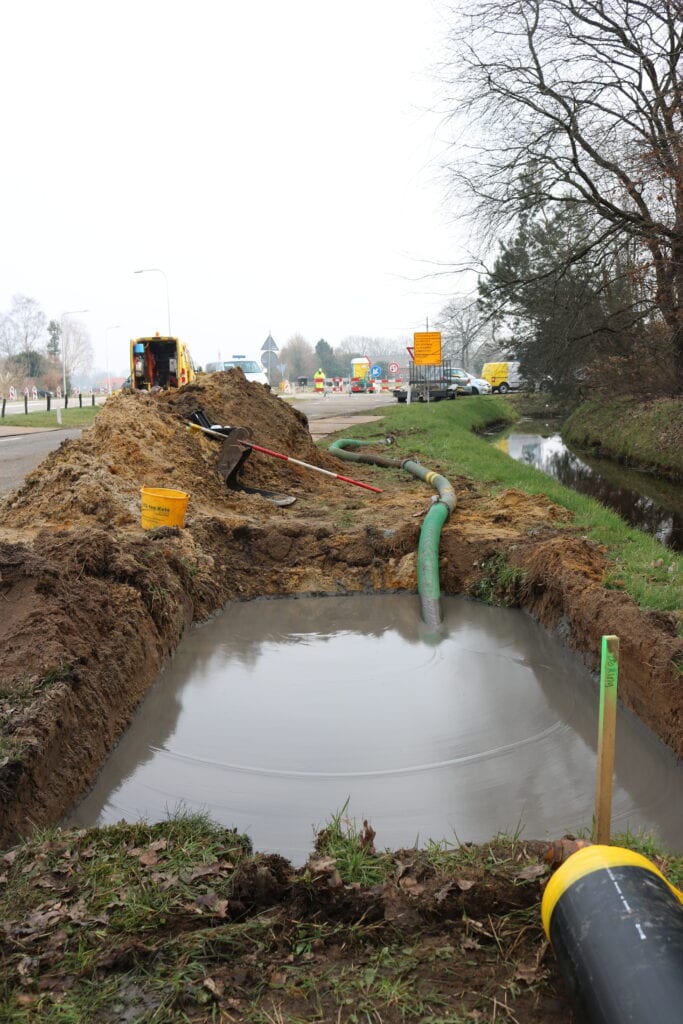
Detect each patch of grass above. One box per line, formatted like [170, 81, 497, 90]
[0, 813, 253, 1022]
[0, 405, 101, 429]
[313, 802, 389, 886]
[612, 828, 683, 890]
[336, 397, 682, 614]
[470, 552, 526, 606]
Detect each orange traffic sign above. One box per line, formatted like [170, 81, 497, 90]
[413, 331, 442, 365]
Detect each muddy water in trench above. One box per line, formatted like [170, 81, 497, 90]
[67, 595, 683, 863]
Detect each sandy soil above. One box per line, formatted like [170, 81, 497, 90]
[0, 372, 681, 844]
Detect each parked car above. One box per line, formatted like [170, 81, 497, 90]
[36, 388, 54, 398]
[468, 376, 492, 395]
[205, 356, 268, 386]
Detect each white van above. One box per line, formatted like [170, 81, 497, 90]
[205, 356, 269, 385]
[481, 361, 523, 394]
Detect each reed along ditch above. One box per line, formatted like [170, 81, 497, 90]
[66, 593, 683, 864]
[491, 424, 683, 551]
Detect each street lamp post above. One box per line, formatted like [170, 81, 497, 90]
[61, 309, 89, 398]
[105, 324, 121, 394]
[134, 268, 171, 337]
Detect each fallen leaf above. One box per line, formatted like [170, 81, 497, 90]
[186, 862, 224, 881]
[66, 899, 89, 923]
[456, 877, 476, 891]
[514, 962, 547, 985]
[203, 976, 224, 999]
[15, 993, 37, 1007]
[193, 893, 229, 916]
[308, 856, 337, 874]
[138, 849, 159, 867]
[395, 859, 414, 882]
[269, 971, 288, 987]
[399, 876, 424, 895]
[359, 819, 376, 852]
[515, 863, 548, 882]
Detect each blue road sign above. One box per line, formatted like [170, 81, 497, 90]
[370, 364, 382, 378]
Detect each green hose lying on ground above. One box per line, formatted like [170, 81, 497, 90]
[328, 438, 456, 630]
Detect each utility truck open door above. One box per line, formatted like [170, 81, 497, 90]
[130, 334, 195, 391]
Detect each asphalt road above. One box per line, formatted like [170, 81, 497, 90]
[0, 429, 82, 495]
[0, 392, 396, 496]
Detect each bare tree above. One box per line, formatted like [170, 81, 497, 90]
[7, 294, 47, 375]
[0, 315, 20, 360]
[278, 334, 316, 380]
[443, 0, 683, 390]
[337, 336, 409, 367]
[435, 296, 494, 368]
[62, 317, 93, 386]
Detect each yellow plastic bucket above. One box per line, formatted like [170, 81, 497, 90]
[140, 487, 189, 529]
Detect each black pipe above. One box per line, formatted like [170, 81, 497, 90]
[542, 845, 683, 1023]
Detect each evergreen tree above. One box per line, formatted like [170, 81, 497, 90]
[46, 320, 61, 359]
[478, 203, 645, 393]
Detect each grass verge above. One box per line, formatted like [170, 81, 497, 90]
[334, 396, 681, 614]
[0, 406, 101, 429]
[2, 808, 680, 1022]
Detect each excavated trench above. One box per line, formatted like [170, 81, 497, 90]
[0, 371, 681, 850]
[65, 593, 683, 862]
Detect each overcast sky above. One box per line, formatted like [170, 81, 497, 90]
[1, 1, 469, 375]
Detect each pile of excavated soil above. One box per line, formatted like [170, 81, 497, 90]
[0, 371, 681, 849]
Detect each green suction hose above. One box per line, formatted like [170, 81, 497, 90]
[328, 439, 456, 628]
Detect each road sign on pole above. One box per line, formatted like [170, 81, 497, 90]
[389, 361, 399, 374]
[413, 331, 442, 365]
[370, 364, 382, 378]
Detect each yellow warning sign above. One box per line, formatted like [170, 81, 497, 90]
[413, 331, 442, 365]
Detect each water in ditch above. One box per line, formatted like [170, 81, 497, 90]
[492, 426, 682, 551]
[67, 594, 683, 863]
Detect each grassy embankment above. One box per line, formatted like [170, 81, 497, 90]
[337, 395, 681, 615]
[563, 395, 683, 479]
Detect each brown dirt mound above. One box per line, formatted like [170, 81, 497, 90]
[0, 373, 348, 532]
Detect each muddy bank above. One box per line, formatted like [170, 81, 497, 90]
[0, 371, 681, 847]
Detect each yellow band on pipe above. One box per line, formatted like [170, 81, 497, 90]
[541, 844, 683, 939]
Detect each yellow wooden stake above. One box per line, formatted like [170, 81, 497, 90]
[594, 635, 619, 844]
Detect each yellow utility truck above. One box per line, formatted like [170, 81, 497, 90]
[130, 335, 195, 391]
